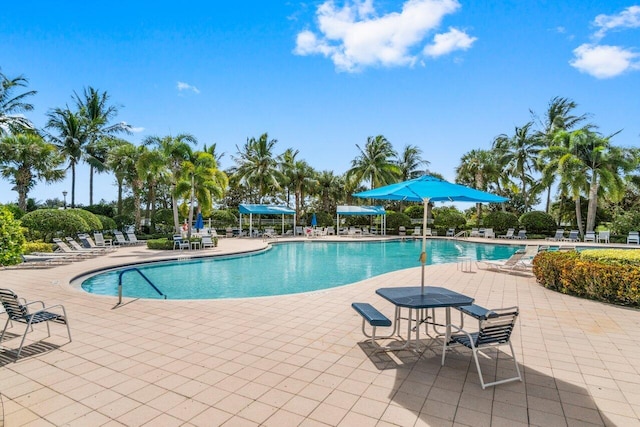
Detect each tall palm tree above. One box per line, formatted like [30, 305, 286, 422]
[492, 122, 541, 211]
[104, 139, 133, 215]
[288, 160, 317, 222]
[545, 129, 636, 233]
[0, 70, 36, 135]
[397, 144, 429, 180]
[0, 132, 65, 210]
[175, 151, 228, 238]
[346, 135, 401, 190]
[456, 149, 499, 221]
[107, 142, 145, 231]
[45, 108, 88, 208]
[74, 87, 131, 205]
[144, 134, 197, 232]
[278, 148, 300, 208]
[532, 97, 588, 212]
[316, 170, 343, 212]
[137, 146, 168, 231]
[232, 133, 283, 203]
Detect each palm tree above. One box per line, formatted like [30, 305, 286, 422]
[144, 134, 197, 232]
[456, 149, 499, 221]
[545, 129, 636, 233]
[232, 133, 283, 203]
[278, 148, 300, 208]
[346, 135, 401, 190]
[492, 123, 541, 211]
[175, 151, 228, 238]
[316, 170, 343, 212]
[397, 144, 429, 180]
[0, 132, 65, 210]
[0, 70, 36, 135]
[288, 160, 317, 222]
[45, 108, 88, 208]
[137, 146, 168, 231]
[74, 87, 131, 205]
[104, 139, 134, 215]
[532, 97, 588, 212]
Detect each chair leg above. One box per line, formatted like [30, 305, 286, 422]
[473, 343, 522, 389]
[15, 318, 35, 360]
[0, 317, 11, 343]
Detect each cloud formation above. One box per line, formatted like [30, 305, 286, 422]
[294, 0, 475, 72]
[177, 81, 200, 94]
[570, 5, 640, 78]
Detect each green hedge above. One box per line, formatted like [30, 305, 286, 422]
[533, 251, 640, 306]
[0, 206, 25, 265]
[24, 242, 55, 254]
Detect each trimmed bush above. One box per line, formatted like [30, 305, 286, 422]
[24, 242, 55, 254]
[68, 208, 103, 231]
[483, 211, 519, 235]
[147, 238, 174, 250]
[385, 211, 412, 233]
[432, 207, 466, 234]
[519, 211, 557, 235]
[533, 250, 640, 306]
[0, 206, 25, 265]
[96, 215, 117, 231]
[20, 209, 89, 242]
[403, 205, 424, 219]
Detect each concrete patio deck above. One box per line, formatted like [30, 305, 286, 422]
[1, 238, 639, 426]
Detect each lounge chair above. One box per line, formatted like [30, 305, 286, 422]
[562, 230, 580, 242]
[113, 231, 133, 246]
[52, 238, 96, 258]
[326, 226, 335, 235]
[295, 226, 304, 236]
[483, 228, 495, 238]
[0, 288, 72, 361]
[93, 232, 112, 247]
[263, 228, 278, 241]
[469, 228, 480, 237]
[498, 228, 515, 239]
[225, 227, 234, 238]
[597, 230, 610, 244]
[201, 235, 215, 249]
[411, 227, 421, 236]
[79, 234, 117, 252]
[126, 232, 146, 245]
[398, 226, 406, 236]
[583, 231, 596, 243]
[64, 237, 105, 255]
[425, 228, 433, 236]
[173, 234, 190, 250]
[442, 306, 521, 389]
[477, 250, 525, 272]
[369, 226, 377, 235]
[446, 228, 455, 237]
[546, 229, 565, 241]
[627, 231, 639, 244]
[7, 255, 72, 269]
[515, 230, 527, 240]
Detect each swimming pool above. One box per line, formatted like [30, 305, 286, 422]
[80, 240, 519, 300]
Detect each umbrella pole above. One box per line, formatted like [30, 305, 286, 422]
[420, 198, 429, 293]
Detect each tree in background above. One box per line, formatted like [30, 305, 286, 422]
[0, 69, 36, 135]
[0, 132, 65, 211]
[347, 135, 400, 190]
[232, 133, 283, 203]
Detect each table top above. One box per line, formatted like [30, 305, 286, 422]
[376, 286, 474, 309]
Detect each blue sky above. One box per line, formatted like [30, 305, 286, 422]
[1, 0, 639, 207]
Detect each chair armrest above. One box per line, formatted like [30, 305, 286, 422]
[35, 304, 68, 317]
[23, 300, 46, 312]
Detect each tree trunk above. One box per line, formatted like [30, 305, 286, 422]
[171, 192, 180, 234]
[187, 175, 195, 239]
[586, 177, 599, 232]
[117, 178, 123, 215]
[71, 163, 76, 208]
[575, 197, 584, 237]
[89, 165, 94, 206]
[545, 186, 552, 214]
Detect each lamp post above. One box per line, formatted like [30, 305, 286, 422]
[62, 191, 67, 209]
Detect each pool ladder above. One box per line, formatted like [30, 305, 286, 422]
[118, 267, 166, 305]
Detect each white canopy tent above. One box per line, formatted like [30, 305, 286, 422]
[238, 204, 296, 237]
[336, 205, 386, 235]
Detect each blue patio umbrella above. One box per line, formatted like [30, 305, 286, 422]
[195, 212, 204, 232]
[353, 175, 508, 290]
[311, 213, 317, 227]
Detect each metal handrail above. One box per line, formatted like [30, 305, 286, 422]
[454, 230, 468, 239]
[118, 268, 166, 304]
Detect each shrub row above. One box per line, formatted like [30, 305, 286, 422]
[532, 251, 640, 307]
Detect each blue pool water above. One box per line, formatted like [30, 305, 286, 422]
[80, 240, 519, 300]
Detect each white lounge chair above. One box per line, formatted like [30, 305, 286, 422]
[411, 227, 421, 236]
[562, 230, 580, 242]
[546, 229, 565, 241]
[597, 230, 610, 244]
[498, 228, 515, 239]
[201, 235, 215, 249]
[583, 231, 596, 242]
[627, 231, 639, 244]
[483, 228, 495, 238]
[515, 230, 527, 240]
[93, 232, 112, 247]
[425, 228, 433, 236]
[446, 228, 455, 237]
[469, 228, 480, 237]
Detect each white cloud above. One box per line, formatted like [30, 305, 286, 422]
[424, 27, 476, 57]
[570, 43, 640, 78]
[130, 126, 145, 133]
[593, 5, 640, 39]
[294, 0, 474, 72]
[177, 81, 200, 94]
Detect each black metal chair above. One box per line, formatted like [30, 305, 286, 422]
[0, 289, 71, 361]
[442, 306, 521, 389]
